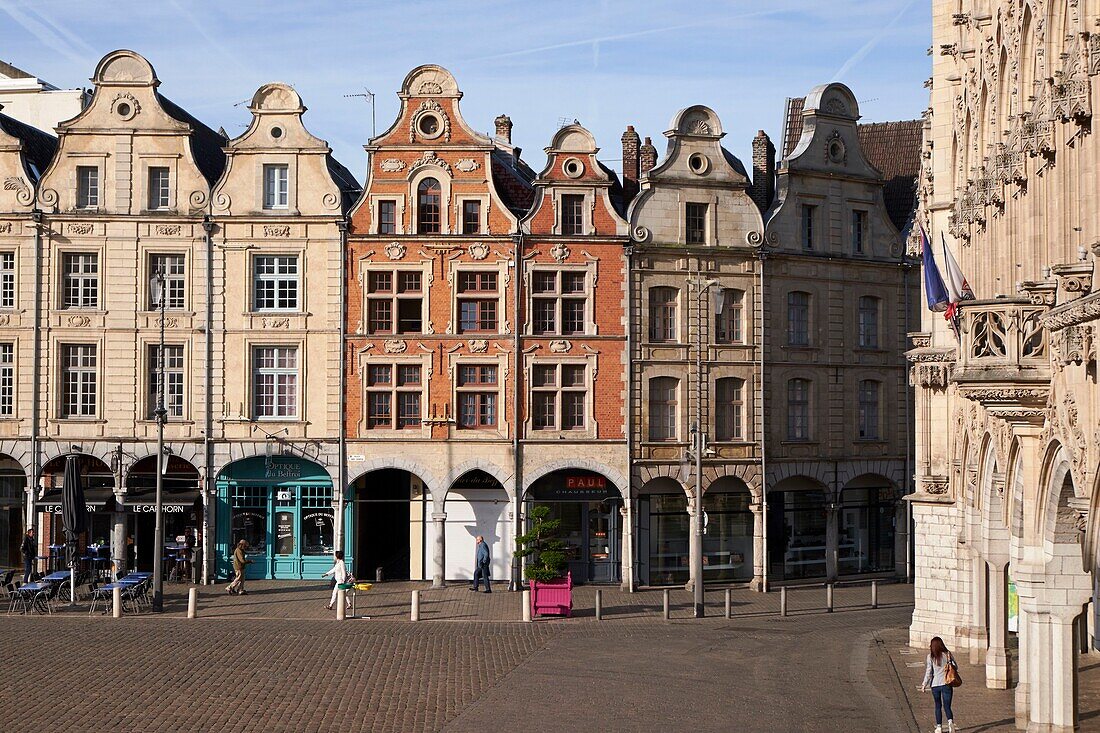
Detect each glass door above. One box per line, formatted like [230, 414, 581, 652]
[587, 500, 620, 584]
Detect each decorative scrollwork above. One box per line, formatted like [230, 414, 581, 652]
[188, 190, 208, 208]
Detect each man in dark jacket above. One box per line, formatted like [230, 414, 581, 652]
[21, 527, 36, 583]
[470, 536, 491, 593]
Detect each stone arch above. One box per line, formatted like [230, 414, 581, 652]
[703, 464, 761, 500]
[979, 438, 1011, 560]
[93, 49, 157, 87]
[125, 442, 205, 475]
[767, 463, 833, 494]
[550, 124, 597, 153]
[0, 441, 33, 479]
[634, 462, 688, 490]
[1038, 443, 1086, 567]
[347, 456, 441, 494]
[804, 82, 860, 120]
[834, 460, 906, 491]
[40, 441, 116, 475]
[442, 458, 515, 498]
[213, 442, 336, 482]
[668, 104, 723, 138]
[250, 82, 303, 113]
[522, 458, 628, 501]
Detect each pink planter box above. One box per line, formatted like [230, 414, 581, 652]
[530, 572, 572, 618]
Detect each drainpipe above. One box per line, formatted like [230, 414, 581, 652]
[202, 214, 214, 584]
[337, 218, 348, 562]
[510, 231, 523, 591]
[757, 248, 768, 592]
[624, 243, 635, 592]
[27, 210, 43, 532]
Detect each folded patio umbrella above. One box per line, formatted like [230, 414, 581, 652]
[62, 455, 89, 571]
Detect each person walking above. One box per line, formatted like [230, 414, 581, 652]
[20, 527, 36, 583]
[919, 636, 959, 733]
[470, 535, 491, 593]
[322, 550, 353, 610]
[226, 540, 251, 595]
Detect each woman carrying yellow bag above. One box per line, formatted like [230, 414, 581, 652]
[919, 636, 961, 733]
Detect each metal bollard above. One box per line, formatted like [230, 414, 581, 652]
[336, 589, 346, 620]
[871, 580, 878, 609]
[663, 589, 670, 620]
[187, 587, 198, 619]
[112, 586, 122, 618]
[595, 589, 603, 621]
[725, 588, 732, 619]
[826, 583, 834, 613]
[780, 586, 788, 617]
[411, 589, 420, 621]
[522, 589, 531, 622]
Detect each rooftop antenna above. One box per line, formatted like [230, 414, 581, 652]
[556, 116, 571, 130]
[345, 88, 377, 138]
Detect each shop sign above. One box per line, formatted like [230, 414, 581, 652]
[276, 490, 292, 501]
[127, 504, 187, 514]
[565, 475, 606, 490]
[41, 504, 105, 514]
[265, 457, 302, 480]
[531, 472, 616, 501]
[275, 511, 295, 555]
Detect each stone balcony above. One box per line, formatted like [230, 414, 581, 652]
[952, 298, 1050, 408]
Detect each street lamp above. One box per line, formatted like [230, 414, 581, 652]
[150, 269, 168, 612]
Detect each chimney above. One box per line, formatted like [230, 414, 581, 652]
[640, 136, 658, 175]
[494, 114, 513, 144]
[621, 125, 640, 203]
[749, 130, 776, 212]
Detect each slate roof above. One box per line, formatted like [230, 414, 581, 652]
[780, 96, 922, 232]
[156, 93, 227, 186]
[0, 110, 57, 183]
[325, 154, 362, 212]
[490, 148, 535, 216]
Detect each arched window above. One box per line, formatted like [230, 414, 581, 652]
[417, 177, 441, 234]
[787, 291, 810, 346]
[715, 289, 744, 344]
[857, 296, 880, 349]
[648, 377, 678, 441]
[858, 379, 881, 440]
[715, 377, 744, 441]
[787, 378, 810, 440]
[649, 287, 678, 342]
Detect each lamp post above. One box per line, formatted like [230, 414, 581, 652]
[685, 277, 724, 619]
[151, 269, 167, 612]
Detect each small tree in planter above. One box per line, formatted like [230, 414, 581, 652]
[516, 504, 572, 617]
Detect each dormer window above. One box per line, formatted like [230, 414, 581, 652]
[148, 167, 170, 210]
[263, 164, 289, 210]
[76, 166, 99, 209]
[417, 178, 441, 234]
[561, 194, 584, 236]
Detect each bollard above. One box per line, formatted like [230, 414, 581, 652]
[595, 589, 603, 621]
[826, 583, 834, 613]
[112, 586, 122, 618]
[522, 589, 531, 622]
[663, 589, 670, 620]
[336, 589, 346, 620]
[187, 587, 198, 619]
[780, 586, 788, 617]
[411, 589, 420, 621]
[871, 580, 879, 609]
[375, 566, 384, 583]
[725, 588, 732, 619]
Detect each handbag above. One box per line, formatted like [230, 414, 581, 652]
[944, 653, 962, 688]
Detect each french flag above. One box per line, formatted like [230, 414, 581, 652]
[940, 233, 975, 326]
[921, 223, 950, 313]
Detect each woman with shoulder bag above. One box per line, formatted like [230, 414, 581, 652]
[919, 636, 961, 733]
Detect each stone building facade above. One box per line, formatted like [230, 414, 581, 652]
[914, 2, 1100, 730]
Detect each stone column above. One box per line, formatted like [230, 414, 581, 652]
[1028, 611, 1052, 732]
[986, 559, 1010, 689]
[1049, 610, 1080, 733]
[619, 502, 634, 592]
[750, 500, 765, 591]
[1015, 607, 1030, 730]
[825, 503, 839, 582]
[111, 509, 126, 575]
[431, 511, 446, 588]
[970, 553, 989, 665]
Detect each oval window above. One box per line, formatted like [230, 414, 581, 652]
[271, 126, 284, 140]
[563, 157, 584, 178]
[116, 103, 131, 118]
[688, 153, 709, 175]
[418, 114, 440, 137]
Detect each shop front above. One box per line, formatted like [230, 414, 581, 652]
[216, 455, 335, 580]
[37, 455, 118, 568]
[441, 470, 512, 582]
[0, 456, 25, 568]
[767, 480, 828, 581]
[838, 480, 898, 576]
[524, 469, 620, 585]
[125, 455, 203, 573]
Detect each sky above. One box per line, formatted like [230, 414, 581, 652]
[0, 0, 931, 181]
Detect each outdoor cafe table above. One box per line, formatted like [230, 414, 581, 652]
[9, 582, 51, 614]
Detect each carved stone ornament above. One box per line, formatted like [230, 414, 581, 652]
[957, 386, 1048, 403]
[1040, 292, 1100, 331]
[1050, 324, 1091, 371]
[467, 339, 488, 353]
[410, 100, 451, 143]
[418, 81, 443, 95]
[692, 120, 711, 135]
[0, 315, 10, 326]
[911, 363, 948, 390]
[384, 241, 407, 260]
[263, 225, 291, 238]
[550, 242, 570, 263]
[379, 158, 406, 172]
[66, 315, 91, 328]
[909, 334, 931, 349]
[155, 224, 181, 236]
[111, 92, 141, 120]
[260, 317, 290, 329]
[548, 339, 571, 353]
[410, 150, 452, 174]
[921, 475, 950, 495]
[0, 222, 12, 234]
[455, 158, 480, 172]
[155, 316, 179, 329]
[383, 339, 407, 354]
[68, 223, 94, 235]
[3, 176, 32, 206]
[468, 242, 490, 261]
[824, 130, 847, 164]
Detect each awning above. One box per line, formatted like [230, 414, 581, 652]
[36, 486, 118, 513]
[122, 487, 201, 514]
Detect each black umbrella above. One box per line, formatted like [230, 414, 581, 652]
[61, 455, 89, 571]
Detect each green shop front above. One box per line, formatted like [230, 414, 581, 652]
[216, 455, 338, 580]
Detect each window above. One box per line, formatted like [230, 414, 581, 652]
[378, 200, 397, 235]
[716, 289, 744, 344]
[457, 364, 497, 429]
[715, 377, 744, 441]
[787, 378, 810, 441]
[851, 210, 867, 253]
[457, 271, 498, 333]
[462, 200, 481, 235]
[76, 166, 99, 209]
[263, 164, 289, 209]
[148, 254, 186, 310]
[857, 296, 879, 349]
[685, 202, 707, 245]
[531, 270, 586, 335]
[561, 194, 584, 235]
[366, 270, 422, 334]
[253, 255, 299, 311]
[366, 363, 421, 429]
[62, 253, 98, 309]
[648, 377, 678, 441]
[0, 343, 12, 417]
[61, 344, 97, 417]
[531, 363, 586, 430]
[147, 344, 184, 419]
[787, 291, 810, 346]
[417, 178, 441, 234]
[252, 346, 298, 419]
[801, 204, 816, 250]
[858, 380, 881, 440]
[0, 252, 14, 308]
[148, 167, 170, 210]
[649, 287, 678, 342]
